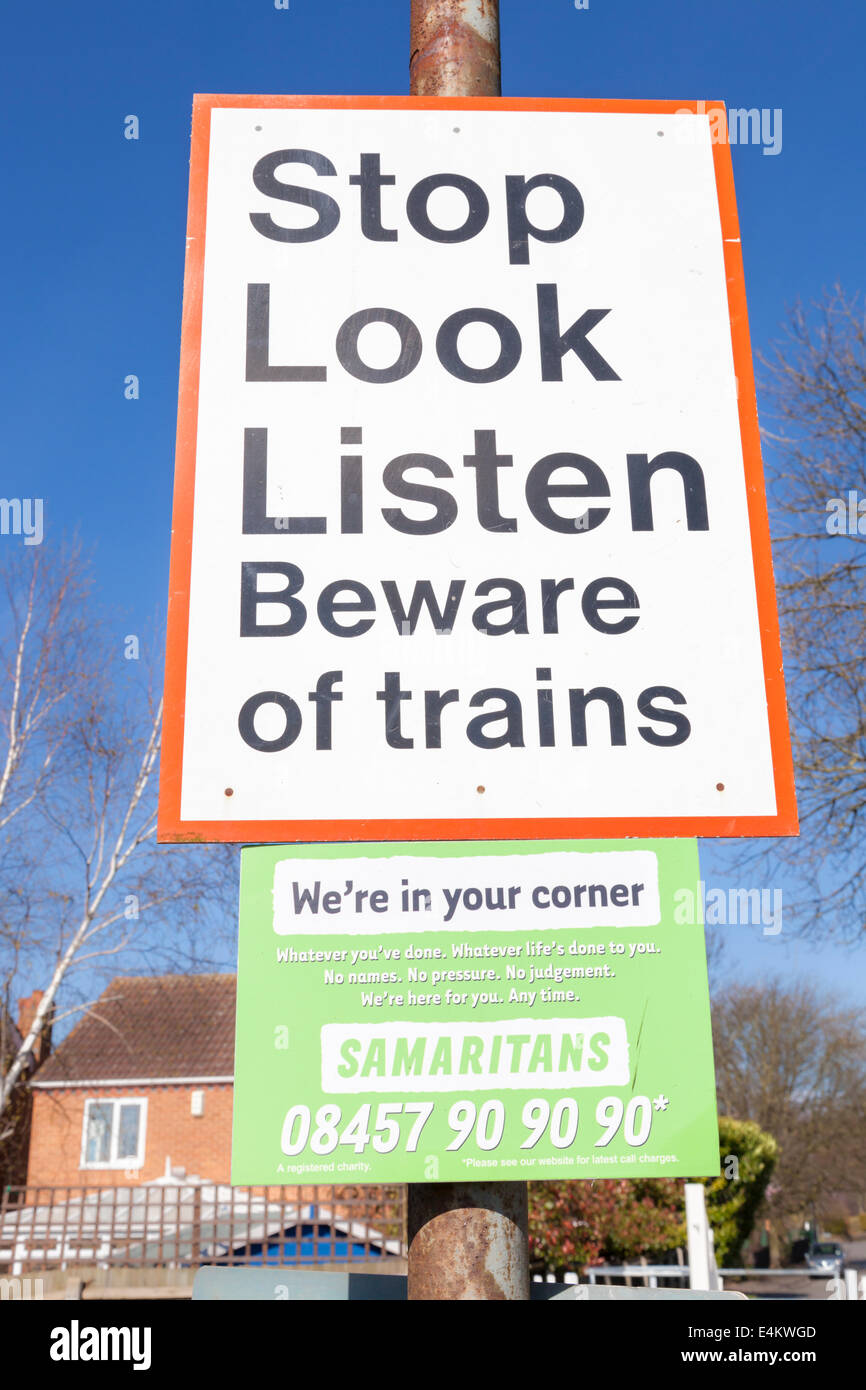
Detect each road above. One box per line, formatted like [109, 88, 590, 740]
[724, 1238, 866, 1301]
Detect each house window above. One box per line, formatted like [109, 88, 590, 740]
[81, 1098, 147, 1170]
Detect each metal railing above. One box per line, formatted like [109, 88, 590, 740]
[0, 1183, 407, 1276]
[587, 1263, 690, 1288]
[585, 1261, 864, 1297]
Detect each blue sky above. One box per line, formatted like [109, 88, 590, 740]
[1, 0, 863, 1001]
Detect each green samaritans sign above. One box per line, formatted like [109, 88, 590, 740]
[232, 839, 719, 1185]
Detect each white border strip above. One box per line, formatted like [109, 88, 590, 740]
[32, 1075, 234, 1089]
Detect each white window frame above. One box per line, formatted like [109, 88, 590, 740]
[80, 1097, 148, 1171]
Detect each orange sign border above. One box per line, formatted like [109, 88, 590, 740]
[159, 94, 798, 844]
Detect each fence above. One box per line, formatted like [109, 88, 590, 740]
[585, 1262, 865, 1299]
[0, 1183, 407, 1276]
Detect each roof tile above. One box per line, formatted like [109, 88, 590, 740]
[35, 974, 236, 1083]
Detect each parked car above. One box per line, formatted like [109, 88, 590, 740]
[804, 1242, 844, 1279]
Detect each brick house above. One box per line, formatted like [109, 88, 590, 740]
[27, 975, 236, 1188]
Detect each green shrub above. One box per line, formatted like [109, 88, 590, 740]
[697, 1116, 778, 1266]
[529, 1115, 778, 1274]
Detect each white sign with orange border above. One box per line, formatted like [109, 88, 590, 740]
[159, 95, 797, 845]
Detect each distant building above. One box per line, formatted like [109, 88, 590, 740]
[27, 975, 235, 1187]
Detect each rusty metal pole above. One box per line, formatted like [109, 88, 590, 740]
[406, 0, 528, 1302]
[410, 0, 501, 98]
[408, 1181, 529, 1301]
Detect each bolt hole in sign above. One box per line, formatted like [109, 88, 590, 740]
[159, 96, 797, 845]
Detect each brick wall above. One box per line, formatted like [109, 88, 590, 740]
[26, 1083, 233, 1187]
